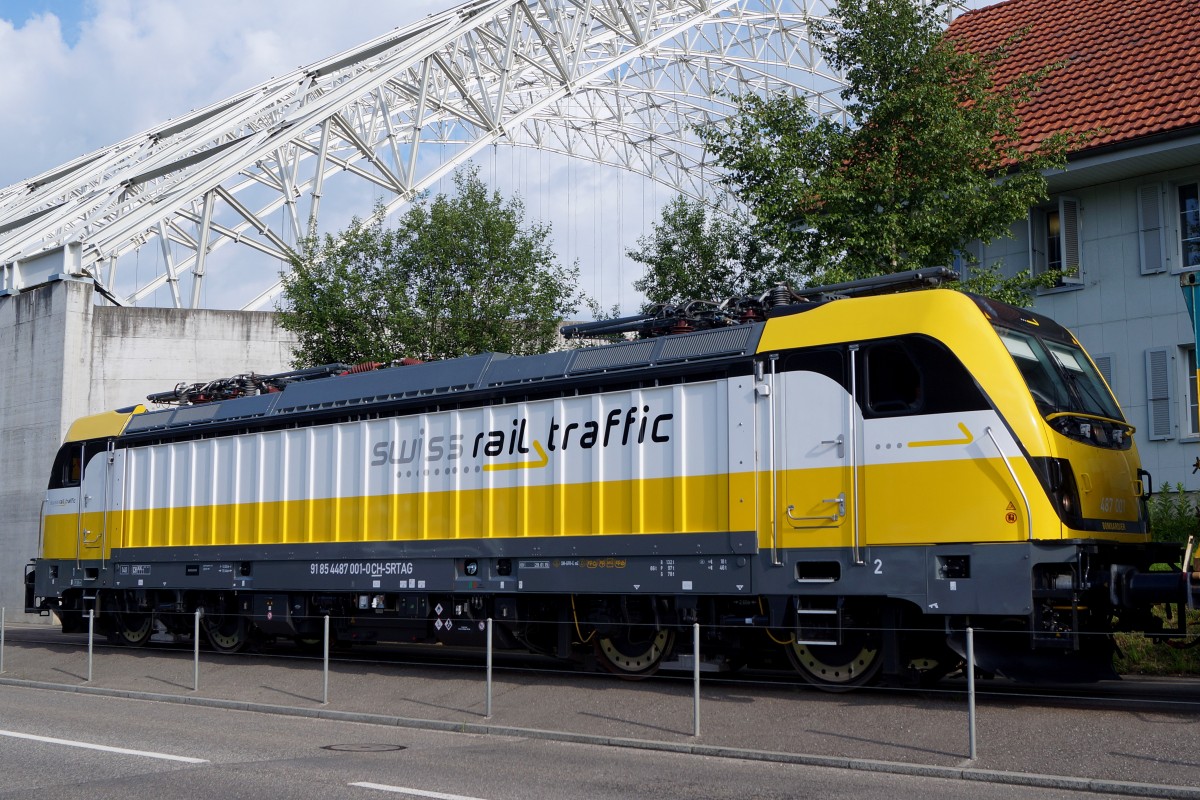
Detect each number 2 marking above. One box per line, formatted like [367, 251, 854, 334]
[873, 558, 883, 575]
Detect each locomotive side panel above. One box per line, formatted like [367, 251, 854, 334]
[117, 380, 754, 551]
[856, 409, 1033, 546]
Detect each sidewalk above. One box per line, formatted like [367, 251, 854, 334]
[2, 622, 1198, 797]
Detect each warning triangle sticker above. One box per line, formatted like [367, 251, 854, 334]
[1005, 502, 1017, 511]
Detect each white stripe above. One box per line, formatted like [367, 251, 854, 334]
[350, 783, 491, 800]
[0, 729, 207, 763]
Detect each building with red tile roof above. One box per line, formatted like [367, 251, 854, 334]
[949, 0, 1200, 158]
[946, 0, 1200, 489]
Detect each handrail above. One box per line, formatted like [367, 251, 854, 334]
[786, 492, 844, 523]
[766, 355, 780, 566]
[849, 345, 862, 564]
[984, 426, 1033, 541]
[37, 498, 47, 558]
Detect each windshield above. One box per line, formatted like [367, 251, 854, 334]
[996, 326, 1124, 421]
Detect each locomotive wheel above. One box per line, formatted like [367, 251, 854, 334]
[202, 612, 248, 653]
[595, 628, 675, 679]
[785, 631, 882, 692]
[111, 612, 154, 647]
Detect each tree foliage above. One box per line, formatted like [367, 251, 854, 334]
[698, 0, 1082, 296]
[279, 166, 579, 366]
[628, 194, 786, 307]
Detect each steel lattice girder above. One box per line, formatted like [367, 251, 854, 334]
[0, 0, 845, 311]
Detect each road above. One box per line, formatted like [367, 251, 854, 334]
[0, 685, 1132, 800]
[3, 622, 1200, 797]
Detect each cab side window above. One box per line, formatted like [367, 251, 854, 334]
[862, 337, 988, 417]
[47, 439, 109, 490]
[865, 342, 921, 413]
[781, 348, 846, 390]
[48, 444, 82, 489]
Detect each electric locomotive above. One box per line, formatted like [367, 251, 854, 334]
[25, 268, 1200, 688]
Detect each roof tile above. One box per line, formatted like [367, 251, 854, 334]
[948, 0, 1200, 154]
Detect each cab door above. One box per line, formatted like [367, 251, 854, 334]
[776, 349, 856, 550]
[77, 439, 112, 561]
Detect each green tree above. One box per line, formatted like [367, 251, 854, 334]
[700, 0, 1081, 295]
[279, 166, 580, 365]
[628, 194, 787, 307]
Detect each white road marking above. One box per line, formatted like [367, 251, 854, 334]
[350, 783, 491, 800]
[0, 729, 208, 763]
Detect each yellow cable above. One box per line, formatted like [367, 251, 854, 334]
[570, 595, 597, 644]
[759, 597, 795, 645]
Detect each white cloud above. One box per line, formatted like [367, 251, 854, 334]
[0, 0, 457, 187]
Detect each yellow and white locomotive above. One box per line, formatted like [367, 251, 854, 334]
[26, 269, 1199, 687]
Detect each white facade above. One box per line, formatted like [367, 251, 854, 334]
[974, 135, 1200, 492]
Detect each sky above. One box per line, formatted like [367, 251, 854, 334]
[0, 0, 1002, 313]
[0, 0, 460, 188]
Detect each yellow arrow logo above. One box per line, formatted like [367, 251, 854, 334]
[483, 439, 549, 471]
[909, 422, 974, 448]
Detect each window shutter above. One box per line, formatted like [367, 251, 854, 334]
[1093, 353, 1114, 390]
[1059, 196, 1083, 284]
[1145, 347, 1174, 440]
[1138, 184, 1165, 274]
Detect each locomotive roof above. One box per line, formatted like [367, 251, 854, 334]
[122, 322, 764, 438]
[117, 272, 1067, 444]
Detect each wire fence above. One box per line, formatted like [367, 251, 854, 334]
[5, 607, 1199, 763]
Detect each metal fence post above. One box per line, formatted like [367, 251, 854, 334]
[967, 626, 977, 760]
[193, 609, 202, 691]
[87, 609, 94, 683]
[485, 618, 493, 718]
[322, 614, 330, 705]
[1, 607, 6, 674]
[692, 622, 701, 738]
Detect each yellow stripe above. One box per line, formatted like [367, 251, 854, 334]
[44, 451, 1146, 559]
[46, 415, 1148, 563]
[44, 473, 748, 556]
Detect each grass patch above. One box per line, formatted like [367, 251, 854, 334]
[1114, 607, 1200, 676]
[1113, 484, 1200, 675]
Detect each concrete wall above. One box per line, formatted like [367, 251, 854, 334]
[0, 280, 296, 620]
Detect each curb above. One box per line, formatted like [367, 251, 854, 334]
[2, 676, 1197, 799]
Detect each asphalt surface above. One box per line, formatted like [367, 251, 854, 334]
[1, 687, 1142, 800]
[1, 621, 1199, 798]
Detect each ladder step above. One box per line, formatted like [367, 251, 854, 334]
[796, 603, 842, 647]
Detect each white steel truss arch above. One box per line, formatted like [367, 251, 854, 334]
[0, 0, 845, 311]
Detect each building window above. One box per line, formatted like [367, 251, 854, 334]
[1030, 196, 1083, 286]
[1046, 208, 1063, 272]
[1147, 345, 1200, 440]
[1186, 346, 1200, 439]
[1180, 182, 1200, 270]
